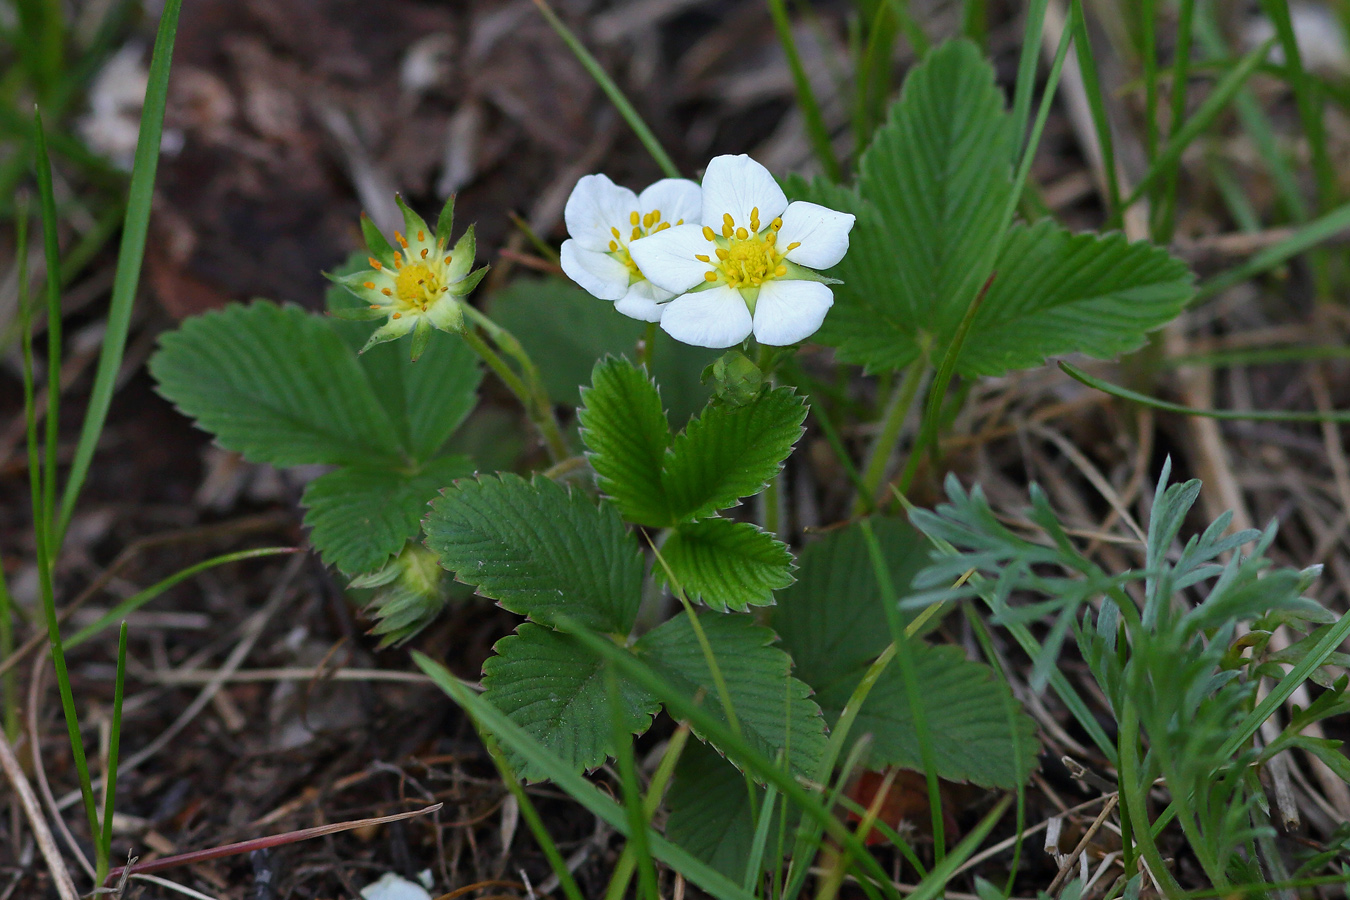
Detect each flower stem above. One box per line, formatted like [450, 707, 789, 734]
[460, 322, 568, 462]
[852, 360, 927, 517]
[638, 322, 656, 370]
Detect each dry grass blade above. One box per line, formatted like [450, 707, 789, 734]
[104, 803, 444, 885]
[0, 727, 80, 900]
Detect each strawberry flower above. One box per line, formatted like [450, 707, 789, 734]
[329, 196, 486, 359]
[628, 154, 855, 348]
[560, 174, 702, 322]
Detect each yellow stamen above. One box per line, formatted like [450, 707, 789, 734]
[704, 271, 717, 282]
[363, 281, 375, 289]
[382, 288, 392, 296]
[417, 229, 425, 241]
[369, 304, 380, 309]
[631, 226, 642, 241]
[772, 217, 783, 230]
[444, 255, 452, 264]
[715, 248, 729, 260]
[369, 257, 383, 270]
[421, 248, 429, 259]
[786, 242, 801, 252]
[775, 265, 787, 276]
[630, 211, 640, 226]
[394, 251, 403, 269]
[609, 240, 619, 252]
[702, 226, 716, 241]
[656, 222, 671, 232]
[735, 227, 748, 240]
[392, 312, 402, 319]
[695, 254, 710, 262]
[396, 231, 409, 249]
[750, 207, 760, 232]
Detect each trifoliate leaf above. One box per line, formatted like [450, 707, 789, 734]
[658, 518, 794, 612]
[664, 740, 791, 882]
[814, 641, 1040, 789]
[490, 276, 716, 426]
[635, 612, 827, 779]
[578, 357, 672, 527]
[482, 624, 659, 780]
[150, 301, 405, 467]
[424, 474, 644, 634]
[772, 517, 934, 689]
[793, 39, 1193, 376]
[301, 455, 474, 576]
[662, 386, 806, 523]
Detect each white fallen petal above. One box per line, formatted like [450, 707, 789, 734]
[615, 280, 673, 322]
[752, 279, 834, 346]
[560, 240, 631, 301]
[660, 284, 753, 348]
[628, 224, 716, 294]
[778, 201, 856, 270]
[360, 873, 433, 900]
[700, 154, 788, 231]
[637, 178, 703, 227]
[564, 174, 640, 251]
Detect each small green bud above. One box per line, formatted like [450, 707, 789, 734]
[350, 543, 454, 647]
[704, 349, 765, 406]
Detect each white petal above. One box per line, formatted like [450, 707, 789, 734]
[627, 224, 716, 294]
[564, 174, 640, 251]
[660, 285, 753, 349]
[700, 154, 788, 231]
[637, 178, 702, 227]
[615, 281, 672, 322]
[752, 279, 834, 346]
[777, 201, 856, 270]
[560, 240, 631, 301]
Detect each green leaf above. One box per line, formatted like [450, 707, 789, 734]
[814, 640, 1040, 789]
[635, 612, 828, 779]
[489, 276, 716, 425]
[662, 386, 806, 522]
[482, 624, 659, 780]
[659, 518, 794, 612]
[328, 255, 483, 462]
[665, 740, 790, 883]
[301, 455, 474, 576]
[150, 301, 405, 467]
[801, 39, 1013, 372]
[424, 474, 644, 633]
[794, 39, 1193, 376]
[772, 517, 934, 688]
[578, 357, 671, 527]
[953, 221, 1195, 377]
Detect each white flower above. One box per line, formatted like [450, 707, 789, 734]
[560, 174, 703, 322]
[628, 154, 855, 348]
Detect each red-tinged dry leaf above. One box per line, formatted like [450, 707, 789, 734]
[844, 768, 961, 846]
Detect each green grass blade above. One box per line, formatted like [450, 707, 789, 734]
[528, 0, 680, 179]
[898, 796, 1013, 900]
[961, 0, 987, 47]
[413, 652, 762, 900]
[1069, 2, 1121, 216]
[1140, 0, 1159, 172]
[65, 547, 297, 649]
[768, 0, 841, 181]
[531, 622, 905, 900]
[1009, 0, 1051, 161]
[97, 621, 128, 883]
[608, 665, 659, 900]
[1061, 361, 1350, 423]
[57, 0, 183, 545]
[1154, 0, 1195, 242]
[33, 111, 61, 549]
[1164, 344, 1350, 369]
[1194, 199, 1350, 304]
[1258, 0, 1336, 212]
[1121, 36, 1274, 212]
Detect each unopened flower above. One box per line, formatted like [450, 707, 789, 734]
[628, 154, 855, 348]
[560, 174, 702, 322]
[329, 196, 486, 359]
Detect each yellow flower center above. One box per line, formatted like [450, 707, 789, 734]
[395, 262, 443, 310]
[696, 207, 800, 290]
[608, 208, 681, 281]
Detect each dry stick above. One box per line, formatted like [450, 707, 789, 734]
[104, 803, 444, 885]
[0, 727, 79, 900]
[138, 666, 435, 686]
[54, 553, 305, 812]
[1046, 794, 1120, 896]
[26, 655, 95, 883]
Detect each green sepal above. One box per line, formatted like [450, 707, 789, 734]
[446, 225, 478, 286]
[451, 265, 489, 298]
[781, 260, 842, 284]
[360, 212, 397, 268]
[395, 194, 433, 246]
[436, 194, 456, 248]
[410, 317, 434, 360]
[361, 315, 415, 354]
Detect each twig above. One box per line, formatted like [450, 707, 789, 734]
[135, 666, 435, 686]
[26, 655, 95, 882]
[1046, 794, 1119, 895]
[0, 727, 79, 900]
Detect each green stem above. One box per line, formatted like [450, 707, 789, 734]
[852, 359, 926, 516]
[766, 0, 841, 181]
[34, 112, 61, 551]
[460, 320, 568, 462]
[1117, 704, 1185, 898]
[638, 322, 656, 371]
[95, 621, 127, 884]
